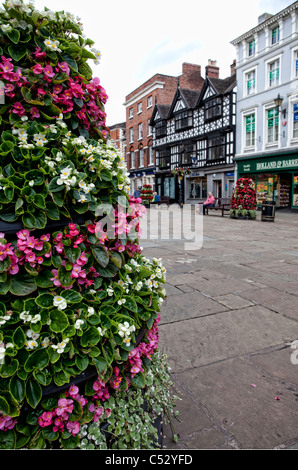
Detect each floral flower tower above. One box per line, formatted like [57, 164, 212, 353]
[0, 0, 177, 450]
[229, 177, 257, 219]
[140, 184, 153, 206]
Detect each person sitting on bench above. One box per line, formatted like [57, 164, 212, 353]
[152, 192, 161, 204]
[202, 192, 215, 215]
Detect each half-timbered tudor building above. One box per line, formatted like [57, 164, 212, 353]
[151, 62, 237, 204]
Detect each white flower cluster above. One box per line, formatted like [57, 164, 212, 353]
[52, 337, 69, 354]
[57, 166, 77, 192]
[44, 37, 61, 52]
[118, 322, 136, 347]
[20, 310, 41, 324]
[53, 295, 68, 310]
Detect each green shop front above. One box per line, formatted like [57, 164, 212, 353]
[236, 152, 298, 210]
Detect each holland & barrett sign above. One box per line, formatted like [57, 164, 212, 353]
[238, 155, 298, 174]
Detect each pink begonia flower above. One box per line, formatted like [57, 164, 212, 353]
[9, 264, 19, 275]
[34, 46, 46, 59]
[69, 385, 79, 397]
[58, 61, 70, 75]
[25, 251, 36, 263]
[40, 234, 50, 242]
[4, 83, 14, 97]
[56, 398, 73, 416]
[71, 264, 82, 278]
[12, 102, 26, 116]
[51, 269, 62, 287]
[66, 421, 80, 436]
[32, 63, 43, 74]
[37, 87, 47, 96]
[38, 411, 54, 427]
[30, 107, 40, 118]
[55, 242, 64, 253]
[43, 64, 55, 78]
[76, 251, 87, 266]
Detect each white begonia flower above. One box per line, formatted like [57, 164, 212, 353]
[97, 326, 107, 337]
[75, 319, 84, 329]
[107, 287, 114, 296]
[28, 180, 35, 187]
[0, 315, 10, 326]
[53, 295, 67, 311]
[41, 337, 50, 348]
[26, 329, 40, 341]
[25, 340, 38, 350]
[44, 37, 61, 52]
[51, 338, 69, 353]
[20, 311, 32, 322]
[87, 307, 95, 316]
[0, 344, 6, 362]
[1, 24, 12, 32]
[117, 299, 126, 305]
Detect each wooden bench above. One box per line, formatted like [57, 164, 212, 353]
[205, 198, 231, 216]
[150, 196, 170, 208]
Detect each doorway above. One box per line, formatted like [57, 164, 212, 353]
[214, 180, 222, 198]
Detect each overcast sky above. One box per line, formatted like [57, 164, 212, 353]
[33, 0, 293, 126]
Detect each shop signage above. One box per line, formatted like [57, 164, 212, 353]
[238, 155, 298, 174]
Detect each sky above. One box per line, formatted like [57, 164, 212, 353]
[32, 0, 293, 126]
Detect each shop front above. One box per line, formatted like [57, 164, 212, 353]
[236, 153, 298, 209]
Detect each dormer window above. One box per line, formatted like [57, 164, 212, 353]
[175, 110, 193, 131]
[205, 97, 222, 121]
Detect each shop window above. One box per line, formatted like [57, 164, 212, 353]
[256, 174, 274, 204]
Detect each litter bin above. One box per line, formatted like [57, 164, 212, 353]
[261, 200, 275, 222]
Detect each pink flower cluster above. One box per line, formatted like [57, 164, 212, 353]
[0, 414, 17, 431]
[128, 315, 160, 377]
[52, 223, 101, 288]
[0, 230, 51, 275]
[0, 55, 28, 100]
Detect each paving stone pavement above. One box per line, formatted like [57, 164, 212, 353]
[140, 206, 298, 450]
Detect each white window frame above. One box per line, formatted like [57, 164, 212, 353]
[147, 95, 153, 108]
[263, 102, 280, 149]
[266, 54, 281, 89]
[138, 123, 143, 140]
[288, 93, 298, 144]
[242, 108, 257, 152]
[147, 119, 152, 136]
[130, 151, 135, 169]
[139, 147, 144, 167]
[247, 38, 256, 57]
[271, 24, 280, 45]
[291, 47, 298, 80]
[149, 145, 154, 165]
[129, 108, 133, 119]
[137, 102, 142, 114]
[244, 67, 256, 97]
[129, 127, 134, 143]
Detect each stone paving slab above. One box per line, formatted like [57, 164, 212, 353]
[141, 208, 298, 449]
[173, 356, 298, 449]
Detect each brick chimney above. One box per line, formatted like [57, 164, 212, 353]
[230, 59, 236, 76]
[180, 62, 204, 90]
[205, 59, 219, 79]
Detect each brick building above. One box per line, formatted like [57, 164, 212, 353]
[124, 63, 204, 194]
[109, 122, 126, 158]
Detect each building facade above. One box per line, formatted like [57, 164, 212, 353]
[109, 122, 126, 158]
[151, 61, 237, 204]
[124, 63, 204, 195]
[231, 1, 298, 209]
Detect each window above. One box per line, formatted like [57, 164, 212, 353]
[147, 119, 152, 136]
[205, 97, 222, 120]
[248, 39, 255, 57]
[156, 149, 170, 170]
[129, 108, 133, 118]
[207, 136, 225, 162]
[271, 25, 280, 45]
[293, 49, 298, 78]
[137, 102, 142, 114]
[129, 127, 133, 143]
[155, 120, 167, 138]
[267, 58, 280, 87]
[130, 151, 135, 169]
[266, 108, 279, 144]
[139, 147, 144, 167]
[175, 110, 193, 131]
[196, 140, 207, 166]
[245, 69, 256, 95]
[149, 145, 154, 165]
[245, 114, 255, 148]
[138, 123, 143, 140]
[293, 103, 298, 138]
[147, 96, 152, 108]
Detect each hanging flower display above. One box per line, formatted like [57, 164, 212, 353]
[0, 0, 179, 450]
[171, 167, 191, 177]
[230, 177, 257, 219]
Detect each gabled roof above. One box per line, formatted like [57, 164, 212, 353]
[150, 103, 171, 125]
[168, 86, 201, 117]
[197, 74, 236, 106]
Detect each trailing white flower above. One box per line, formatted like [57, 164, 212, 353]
[51, 337, 69, 354]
